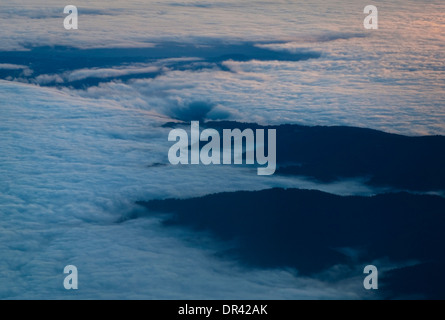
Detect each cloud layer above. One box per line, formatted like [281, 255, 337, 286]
[0, 0, 444, 299]
[1, 80, 380, 299]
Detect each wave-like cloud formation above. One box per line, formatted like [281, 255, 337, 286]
[0, 0, 444, 299]
[1, 80, 380, 299]
[2, 40, 442, 135]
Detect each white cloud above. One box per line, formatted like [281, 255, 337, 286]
[34, 65, 162, 85]
[0, 1, 443, 135]
[66, 65, 160, 82]
[35, 74, 64, 84]
[65, 51, 444, 136]
[1, 0, 444, 299]
[0, 0, 435, 51]
[0, 63, 28, 70]
[0, 80, 377, 299]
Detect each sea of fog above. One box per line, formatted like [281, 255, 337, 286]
[0, 0, 443, 299]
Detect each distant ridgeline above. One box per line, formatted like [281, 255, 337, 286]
[137, 188, 445, 299]
[163, 121, 445, 192]
[139, 121, 445, 299]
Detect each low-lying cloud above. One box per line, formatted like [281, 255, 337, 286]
[1, 0, 444, 300]
[1, 80, 381, 299]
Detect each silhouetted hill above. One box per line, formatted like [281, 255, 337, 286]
[137, 188, 445, 299]
[381, 262, 445, 300]
[165, 121, 445, 192]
